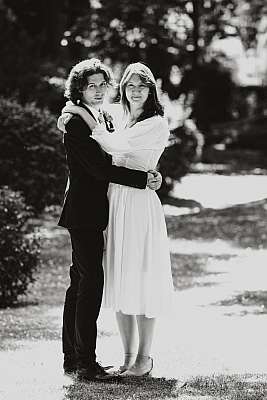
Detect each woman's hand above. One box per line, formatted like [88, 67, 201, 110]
[57, 113, 72, 133]
[61, 102, 82, 116]
[60, 101, 97, 131]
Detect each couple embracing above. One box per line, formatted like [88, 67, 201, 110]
[57, 58, 174, 382]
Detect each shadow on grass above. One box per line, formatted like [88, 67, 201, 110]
[166, 198, 267, 250]
[213, 290, 267, 316]
[180, 374, 267, 400]
[63, 377, 180, 400]
[0, 229, 68, 345]
[162, 195, 203, 210]
[171, 253, 231, 290]
[24, 230, 71, 307]
[0, 226, 69, 345]
[62, 374, 267, 400]
[0, 302, 61, 344]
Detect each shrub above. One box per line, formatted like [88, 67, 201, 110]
[158, 120, 203, 198]
[176, 59, 235, 145]
[0, 187, 40, 307]
[0, 97, 67, 214]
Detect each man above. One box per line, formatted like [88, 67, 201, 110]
[58, 58, 161, 382]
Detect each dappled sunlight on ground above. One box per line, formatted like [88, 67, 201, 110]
[0, 340, 71, 400]
[170, 237, 267, 306]
[163, 205, 200, 216]
[170, 237, 254, 256]
[1, 173, 267, 398]
[164, 230, 267, 379]
[2, 244, 266, 400]
[172, 174, 267, 209]
[98, 290, 267, 379]
[3, 234, 264, 397]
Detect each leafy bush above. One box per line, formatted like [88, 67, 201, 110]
[176, 59, 235, 145]
[0, 187, 40, 307]
[158, 120, 203, 198]
[0, 97, 67, 214]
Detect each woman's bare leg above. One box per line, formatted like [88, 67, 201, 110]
[120, 315, 155, 375]
[116, 311, 138, 369]
[135, 315, 155, 368]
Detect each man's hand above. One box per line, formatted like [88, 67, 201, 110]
[147, 170, 162, 191]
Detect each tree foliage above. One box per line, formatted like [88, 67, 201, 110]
[62, 1, 267, 79]
[65, 0, 192, 81]
[3, 0, 68, 58]
[0, 2, 40, 100]
[199, 0, 267, 50]
[1, 0, 266, 102]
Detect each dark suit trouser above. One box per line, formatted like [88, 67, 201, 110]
[62, 228, 104, 367]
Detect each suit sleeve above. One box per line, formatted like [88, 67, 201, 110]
[64, 116, 147, 189]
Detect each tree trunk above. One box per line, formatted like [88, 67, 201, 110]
[191, 0, 201, 73]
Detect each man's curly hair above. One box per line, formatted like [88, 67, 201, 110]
[64, 58, 114, 104]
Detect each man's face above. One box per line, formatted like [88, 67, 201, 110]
[81, 73, 108, 108]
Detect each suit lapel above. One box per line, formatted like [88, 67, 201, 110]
[78, 103, 109, 159]
[79, 103, 114, 133]
[80, 103, 98, 122]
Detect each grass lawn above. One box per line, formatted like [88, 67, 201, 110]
[1, 189, 267, 399]
[62, 374, 267, 400]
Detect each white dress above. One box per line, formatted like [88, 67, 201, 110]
[92, 115, 174, 318]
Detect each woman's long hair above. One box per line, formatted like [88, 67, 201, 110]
[120, 62, 164, 122]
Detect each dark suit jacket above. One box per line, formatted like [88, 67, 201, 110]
[58, 106, 147, 230]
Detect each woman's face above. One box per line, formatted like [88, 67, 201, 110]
[125, 74, 150, 109]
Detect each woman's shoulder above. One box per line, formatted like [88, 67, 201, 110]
[104, 103, 124, 119]
[149, 116, 170, 144]
[139, 115, 169, 132]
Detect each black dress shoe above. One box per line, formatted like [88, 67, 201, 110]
[76, 362, 121, 382]
[63, 355, 77, 375]
[98, 361, 114, 371]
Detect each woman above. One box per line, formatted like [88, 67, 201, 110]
[60, 62, 174, 377]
